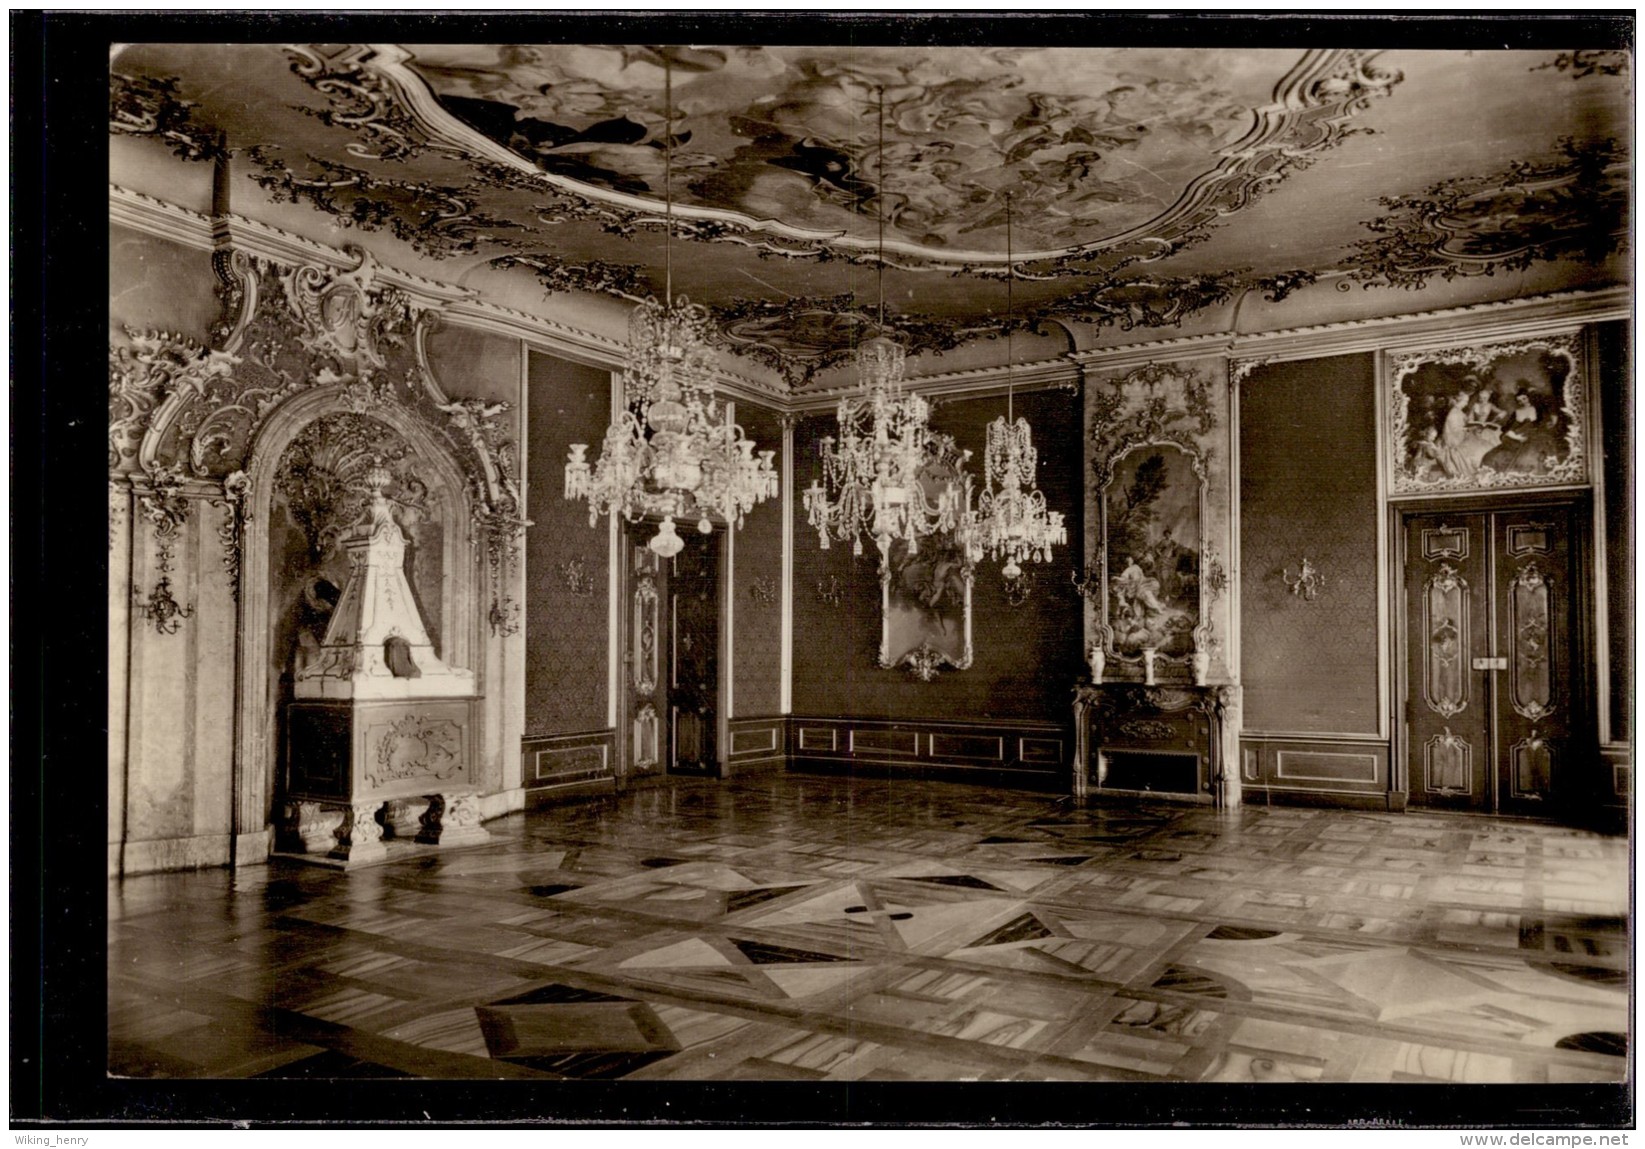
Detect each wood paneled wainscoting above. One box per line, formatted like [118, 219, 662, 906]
[787, 716, 1070, 790]
[725, 716, 787, 775]
[1240, 736, 1397, 810]
[521, 728, 618, 803]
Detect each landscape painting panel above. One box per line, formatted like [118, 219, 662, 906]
[1103, 443, 1201, 658]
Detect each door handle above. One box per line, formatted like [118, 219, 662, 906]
[1471, 656, 1508, 671]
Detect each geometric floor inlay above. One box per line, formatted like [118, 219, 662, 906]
[109, 770, 1632, 1082]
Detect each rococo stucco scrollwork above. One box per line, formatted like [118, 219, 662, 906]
[108, 242, 530, 636]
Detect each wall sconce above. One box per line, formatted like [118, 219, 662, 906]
[135, 576, 194, 635]
[816, 576, 843, 607]
[1070, 560, 1103, 601]
[557, 557, 596, 597]
[1282, 557, 1326, 601]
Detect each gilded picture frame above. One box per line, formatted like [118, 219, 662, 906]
[1388, 332, 1587, 495]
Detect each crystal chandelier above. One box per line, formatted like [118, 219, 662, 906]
[967, 194, 1066, 579]
[803, 333, 969, 557]
[802, 87, 967, 559]
[564, 55, 777, 559]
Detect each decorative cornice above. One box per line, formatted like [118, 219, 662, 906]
[111, 184, 1628, 414]
[109, 184, 214, 248]
[219, 214, 475, 308]
[1222, 285, 1631, 365]
[788, 355, 1083, 412]
[110, 183, 789, 403]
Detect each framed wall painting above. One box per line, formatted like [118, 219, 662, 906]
[1096, 440, 1207, 676]
[1388, 333, 1587, 495]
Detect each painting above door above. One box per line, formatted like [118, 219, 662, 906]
[1389, 332, 1588, 495]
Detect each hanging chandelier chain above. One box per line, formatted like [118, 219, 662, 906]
[1006, 190, 1013, 423]
[877, 84, 885, 329]
[664, 54, 673, 304]
[803, 80, 971, 562]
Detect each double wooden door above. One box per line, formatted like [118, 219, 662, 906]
[624, 526, 720, 779]
[1401, 504, 1579, 815]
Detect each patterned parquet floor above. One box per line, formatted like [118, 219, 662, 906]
[109, 771, 1631, 1083]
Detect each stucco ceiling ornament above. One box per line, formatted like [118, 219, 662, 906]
[280, 245, 407, 382]
[108, 72, 226, 163]
[1339, 137, 1628, 292]
[285, 43, 444, 163]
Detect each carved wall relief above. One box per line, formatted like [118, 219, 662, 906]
[633, 553, 659, 699]
[1508, 561, 1554, 721]
[1510, 732, 1553, 800]
[1425, 727, 1472, 795]
[109, 241, 531, 856]
[112, 244, 530, 648]
[364, 715, 466, 787]
[633, 703, 660, 773]
[1422, 562, 1469, 720]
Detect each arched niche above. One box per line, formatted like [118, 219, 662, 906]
[235, 386, 482, 842]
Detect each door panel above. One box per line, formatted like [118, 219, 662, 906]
[1402, 505, 1576, 814]
[669, 529, 719, 775]
[1492, 507, 1572, 814]
[1406, 514, 1490, 810]
[626, 541, 664, 778]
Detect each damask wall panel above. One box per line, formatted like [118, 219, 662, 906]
[524, 350, 611, 735]
[731, 400, 784, 719]
[791, 389, 1083, 722]
[108, 225, 221, 347]
[1238, 354, 1380, 735]
[1597, 321, 1631, 746]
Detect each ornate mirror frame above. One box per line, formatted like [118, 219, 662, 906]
[1093, 437, 1210, 680]
[878, 435, 976, 681]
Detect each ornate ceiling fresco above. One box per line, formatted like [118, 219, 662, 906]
[110, 40, 1630, 391]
